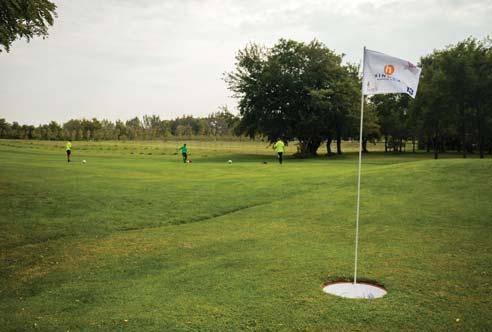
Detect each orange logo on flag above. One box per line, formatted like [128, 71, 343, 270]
[384, 64, 395, 75]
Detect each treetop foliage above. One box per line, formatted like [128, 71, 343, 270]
[0, 0, 57, 52]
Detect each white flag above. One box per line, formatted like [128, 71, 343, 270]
[362, 48, 422, 98]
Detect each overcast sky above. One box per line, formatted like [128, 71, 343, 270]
[1, 0, 491, 125]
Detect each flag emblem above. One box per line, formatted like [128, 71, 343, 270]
[384, 64, 395, 75]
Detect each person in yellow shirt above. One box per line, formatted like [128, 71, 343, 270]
[66, 140, 72, 163]
[273, 138, 285, 164]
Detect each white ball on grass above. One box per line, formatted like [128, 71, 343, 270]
[228, 160, 232, 164]
[82, 160, 87, 164]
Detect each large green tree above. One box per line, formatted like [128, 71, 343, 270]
[414, 37, 492, 159]
[226, 39, 359, 156]
[0, 0, 57, 52]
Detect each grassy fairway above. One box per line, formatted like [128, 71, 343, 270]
[1, 140, 491, 331]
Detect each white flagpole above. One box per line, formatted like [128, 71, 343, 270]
[354, 46, 366, 285]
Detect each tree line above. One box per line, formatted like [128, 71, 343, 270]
[227, 37, 492, 158]
[0, 109, 240, 141]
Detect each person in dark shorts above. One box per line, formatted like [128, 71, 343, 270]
[179, 143, 188, 163]
[274, 138, 285, 164]
[66, 140, 72, 162]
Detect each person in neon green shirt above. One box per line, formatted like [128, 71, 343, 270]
[273, 138, 285, 164]
[179, 143, 188, 163]
[65, 140, 72, 163]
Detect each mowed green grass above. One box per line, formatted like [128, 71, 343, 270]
[0, 139, 491, 331]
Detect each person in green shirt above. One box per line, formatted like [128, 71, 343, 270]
[273, 138, 285, 164]
[66, 140, 72, 163]
[179, 143, 188, 163]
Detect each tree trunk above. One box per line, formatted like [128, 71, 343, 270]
[336, 135, 342, 155]
[461, 105, 467, 159]
[298, 139, 321, 156]
[308, 139, 321, 155]
[432, 133, 439, 160]
[412, 138, 416, 153]
[326, 135, 333, 155]
[362, 137, 368, 153]
[478, 108, 485, 159]
[384, 136, 388, 153]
